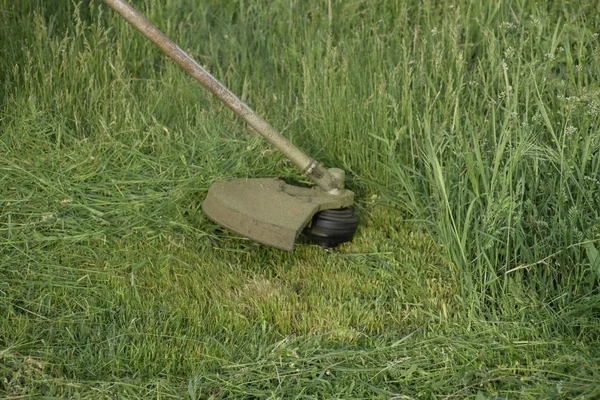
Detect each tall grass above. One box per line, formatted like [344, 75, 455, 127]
[1, 0, 599, 398]
[288, 0, 600, 306]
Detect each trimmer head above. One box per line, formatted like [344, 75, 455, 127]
[202, 178, 356, 251]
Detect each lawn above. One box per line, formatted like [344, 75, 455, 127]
[1, 0, 599, 398]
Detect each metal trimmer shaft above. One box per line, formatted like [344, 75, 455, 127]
[102, 0, 345, 193]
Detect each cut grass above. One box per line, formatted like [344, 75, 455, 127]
[1, 0, 600, 398]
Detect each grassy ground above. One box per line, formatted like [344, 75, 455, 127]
[1, 0, 599, 398]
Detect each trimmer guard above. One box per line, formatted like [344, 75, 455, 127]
[202, 178, 354, 251]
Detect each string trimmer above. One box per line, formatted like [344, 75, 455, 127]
[103, 0, 359, 250]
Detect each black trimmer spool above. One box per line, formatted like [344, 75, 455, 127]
[303, 208, 360, 248]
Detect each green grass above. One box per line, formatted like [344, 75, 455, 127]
[1, 0, 599, 398]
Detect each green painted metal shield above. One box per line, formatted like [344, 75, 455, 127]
[202, 178, 354, 251]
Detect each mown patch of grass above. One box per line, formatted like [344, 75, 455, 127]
[1, 0, 599, 398]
